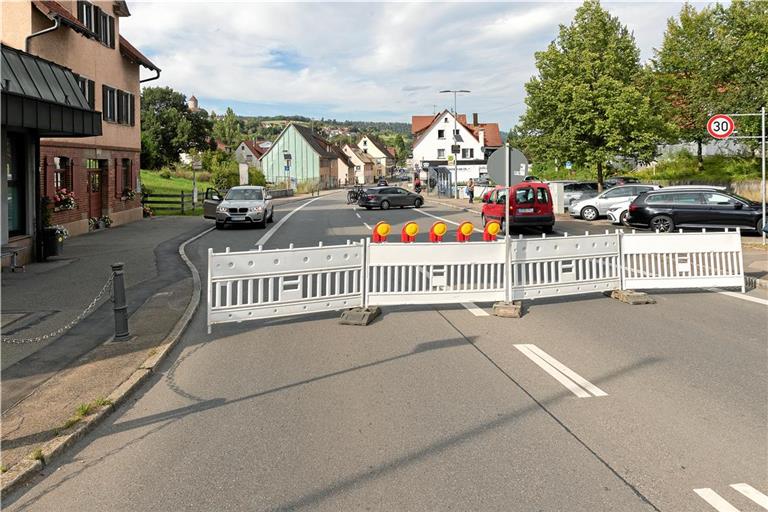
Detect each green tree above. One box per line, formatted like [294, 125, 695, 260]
[519, 0, 663, 188]
[140, 87, 213, 168]
[213, 107, 243, 150]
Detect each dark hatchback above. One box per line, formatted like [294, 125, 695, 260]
[358, 186, 424, 210]
[627, 189, 764, 232]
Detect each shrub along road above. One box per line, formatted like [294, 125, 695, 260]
[4, 193, 766, 512]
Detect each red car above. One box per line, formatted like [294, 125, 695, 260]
[481, 182, 555, 233]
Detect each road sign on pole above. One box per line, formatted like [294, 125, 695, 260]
[487, 147, 529, 186]
[707, 114, 735, 139]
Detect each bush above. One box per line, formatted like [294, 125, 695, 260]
[210, 159, 240, 190]
[159, 168, 172, 179]
[295, 180, 319, 194]
[249, 168, 266, 186]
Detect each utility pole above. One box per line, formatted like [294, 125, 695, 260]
[439, 89, 470, 199]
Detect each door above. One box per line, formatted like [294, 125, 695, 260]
[596, 186, 634, 213]
[668, 192, 706, 226]
[702, 192, 751, 228]
[484, 189, 504, 222]
[88, 170, 103, 218]
[203, 188, 222, 219]
[513, 186, 535, 216]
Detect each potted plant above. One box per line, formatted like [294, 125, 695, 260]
[100, 215, 113, 228]
[39, 197, 68, 258]
[53, 188, 77, 211]
[121, 188, 136, 201]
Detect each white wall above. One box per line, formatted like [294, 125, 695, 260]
[412, 112, 484, 169]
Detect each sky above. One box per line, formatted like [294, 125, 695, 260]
[121, 1, 714, 131]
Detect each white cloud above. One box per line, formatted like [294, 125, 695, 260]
[120, 1, 711, 129]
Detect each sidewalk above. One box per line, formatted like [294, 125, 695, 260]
[0, 216, 205, 475]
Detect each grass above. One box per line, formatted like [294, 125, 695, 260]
[75, 403, 93, 418]
[62, 417, 80, 429]
[140, 170, 210, 216]
[29, 449, 44, 462]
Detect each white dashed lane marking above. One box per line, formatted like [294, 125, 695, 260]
[461, 303, 489, 316]
[514, 344, 608, 398]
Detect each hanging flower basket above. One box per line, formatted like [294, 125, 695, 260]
[53, 189, 77, 211]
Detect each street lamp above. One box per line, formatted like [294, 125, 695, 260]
[439, 89, 470, 199]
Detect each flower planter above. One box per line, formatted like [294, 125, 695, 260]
[40, 228, 64, 259]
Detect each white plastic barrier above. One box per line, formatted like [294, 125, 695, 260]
[621, 229, 745, 291]
[206, 230, 745, 330]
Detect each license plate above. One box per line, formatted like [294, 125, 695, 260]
[518, 208, 534, 213]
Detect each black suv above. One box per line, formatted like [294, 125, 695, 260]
[627, 188, 764, 232]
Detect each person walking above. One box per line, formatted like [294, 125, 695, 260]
[467, 178, 475, 204]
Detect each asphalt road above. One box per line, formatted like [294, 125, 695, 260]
[5, 193, 766, 511]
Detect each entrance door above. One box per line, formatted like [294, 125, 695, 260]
[88, 170, 102, 218]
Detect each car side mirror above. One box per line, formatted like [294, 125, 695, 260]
[212, 194, 221, 202]
[734, 202, 743, 209]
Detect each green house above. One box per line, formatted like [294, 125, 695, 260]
[260, 123, 338, 189]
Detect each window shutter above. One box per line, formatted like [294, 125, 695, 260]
[116, 91, 124, 124]
[108, 16, 115, 48]
[88, 80, 95, 110]
[129, 94, 135, 126]
[77, 1, 84, 23]
[102, 85, 108, 120]
[94, 6, 102, 38]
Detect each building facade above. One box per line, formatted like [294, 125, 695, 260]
[234, 140, 271, 168]
[411, 110, 502, 182]
[1, 0, 159, 238]
[342, 145, 374, 184]
[260, 123, 340, 189]
[357, 135, 393, 177]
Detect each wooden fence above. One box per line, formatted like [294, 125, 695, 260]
[141, 193, 195, 214]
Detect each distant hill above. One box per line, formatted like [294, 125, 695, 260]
[236, 116, 411, 135]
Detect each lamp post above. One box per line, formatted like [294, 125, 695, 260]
[439, 89, 470, 199]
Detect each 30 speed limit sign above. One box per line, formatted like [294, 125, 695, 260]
[707, 114, 735, 139]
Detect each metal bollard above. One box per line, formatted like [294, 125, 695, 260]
[111, 262, 130, 340]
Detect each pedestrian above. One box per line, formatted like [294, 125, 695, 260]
[467, 178, 475, 204]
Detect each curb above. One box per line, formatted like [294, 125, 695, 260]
[0, 226, 211, 499]
[745, 275, 768, 290]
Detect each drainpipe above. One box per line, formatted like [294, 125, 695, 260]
[26, 16, 61, 53]
[140, 69, 161, 83]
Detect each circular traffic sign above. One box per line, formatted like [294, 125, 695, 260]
[707, 114, 735, 139]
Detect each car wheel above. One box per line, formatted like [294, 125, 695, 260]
[215, 222, 224, 230]
[542, 225, 554, 234]
[414, 198, 423, 208]
[620, 210, 629, 226]
[581, 206, 598, 221]
[757, 217, 764, 233]
[381, 200, 390, 210]
[267, 209, 274, 223]
[650, 215, 674, 233]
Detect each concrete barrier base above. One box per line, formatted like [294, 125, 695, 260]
[339, 307, 381, 326]
[606, 289, 656, 305]
[492, 301, 523, 318]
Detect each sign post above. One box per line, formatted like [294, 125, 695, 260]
[707, 111, 765, 244]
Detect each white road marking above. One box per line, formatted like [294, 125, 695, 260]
[707, 288, 768, 306]
[524, 344, 608, 397]
[694, 488, 741, 512]
[364, 223, 372, 230]
[731, 483, 768, 509]
[355, 213, 361, 219]
[254, 196, 323, 247]
[514, 345, 592, 398]
[412, 208, 484, 233]
[461, 303, 489, 316]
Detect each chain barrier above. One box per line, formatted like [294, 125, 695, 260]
[1, 273, 114, 345]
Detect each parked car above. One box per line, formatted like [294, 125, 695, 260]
[607, 185, 729, 226]
[627, 188, 765, 232]
[563, 182, 599, 209]
[358, 186, 423, 210]
[204, 186, 274, 229]
[570, 185, 659, 221]
[481, 182, 555, 233]
[604, 176, 640, 188]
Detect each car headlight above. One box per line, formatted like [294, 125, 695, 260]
[249, 206, 264, 212]
[216, 206, 227, 213]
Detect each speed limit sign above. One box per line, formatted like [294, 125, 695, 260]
[707, 114, 735, 139]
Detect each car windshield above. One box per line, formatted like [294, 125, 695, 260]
[225, 189, 263, 201]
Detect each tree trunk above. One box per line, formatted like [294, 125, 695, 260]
[597, 161, 604, 192]
[697, 139, 703, 172]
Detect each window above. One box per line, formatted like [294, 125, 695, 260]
[102, 85, 135, 125]
[5, 133, 26, 237]
[461, 148, 474, 159]
[645, 193, 675, 205]
[515, 188, 534, 204]
[444, 118, 449, 123]
[453, 129, 460, 136]
[703, 193, 734, 206]
[86, 159, 101, 169]
[77, 1, 114, 47]
[437, 130, 445, 140]
[53, 157, 72, 191]
[603, 187, 633, 198]
[536, 187, 549, 204]
[437, 149, 445, 158]
[76, 76, 95, 109]
[121, 159, 132, 192]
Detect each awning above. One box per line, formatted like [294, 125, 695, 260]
[1, 44, 102, 137]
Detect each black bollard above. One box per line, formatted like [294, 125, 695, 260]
[111, 262, 130, 340]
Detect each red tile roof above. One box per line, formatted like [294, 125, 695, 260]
[119, 36, 160, 71]
[412, 109, 502, 148]
[243, 140, 270, 158]
[411, 115, 436, 134]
